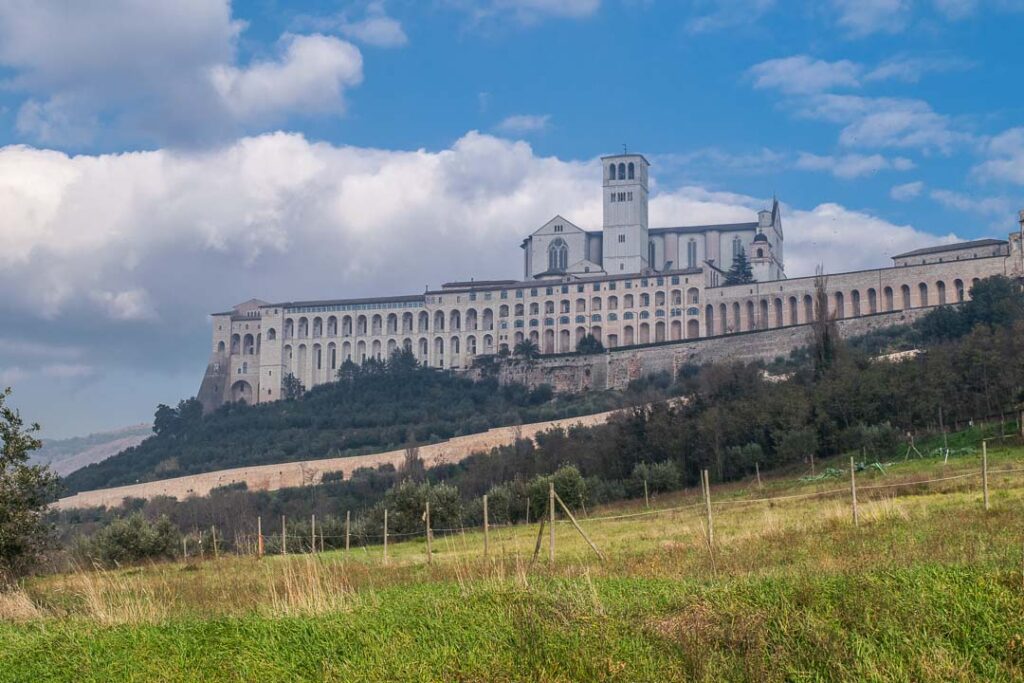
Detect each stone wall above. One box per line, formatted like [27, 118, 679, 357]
[54, 409, 620, 510]
[491, 308, 929, 393]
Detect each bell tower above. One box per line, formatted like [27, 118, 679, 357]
[602, 153, 649, 274]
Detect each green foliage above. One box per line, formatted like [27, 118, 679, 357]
[281, 373, 305, 400]
[576, 334, 604, 355]
[724, 247, 754, 285]
[152, 398, 202, 437]
[628, 460, 681, 495]
[514, 339, 540, 359]
[0, 388, 59, 582]
[79, 513, 180, 567]
[916, 275, 1024, 343]
[527, 465, 587, 515]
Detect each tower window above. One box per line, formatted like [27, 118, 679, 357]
[618, 234, 626, 243]
[610, 193, 616, 203]
[687, 239, 697, 268]
[618, 162, 626, 179]
[627, 191, 633, 201]
[554, 224, 563, 232]
[548, 238, 568, 271]
[732, 236, 742, 260]
[628, 162, 635, 179]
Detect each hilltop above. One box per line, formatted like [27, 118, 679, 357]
[31, 425, 151, 477]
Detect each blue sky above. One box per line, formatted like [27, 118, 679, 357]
[0, 0, 1022, 438]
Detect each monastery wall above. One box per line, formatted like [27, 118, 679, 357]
[54, 409, 618, 510]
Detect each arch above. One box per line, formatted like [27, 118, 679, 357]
[803, 294, 814, 322]
[483, 334, 494, 354]
[543, 329, 555, 354]
[433, 310, 445, 332]
[267, 328, 277, 342]
[230, 333, 241, 354]
[627, 161, 635, 179]
[326, 316, 337, 337]
[671, 320, 683, 340]
[356, 340, 366, 363]
[608, 164, 616, 181]
[687, 319, 700, 339]
[575, 326, 587, 344]
[732, 302, 741, 332]
[639, 322, 650, 344]
[529, 330, 540, 346]
[759, 299, 769, 328]
[449, 336, 461, 365]
[387, 339, 397, 356]
[954, 279, 965, 302]
[403, 312, 414, 333]
[499, 304, 509, 318]
[655, 291, 666, 307]
[560, 299, 571, 314]
[591, 326, 603, 345]
[559, 329, 571, 352]
[418, 311, 429, 333]
[467, 335, 477, 355]
[482, 308, 494, 330]
[402, 337, 413, 351]
[514, 331, 525, 345]
[624, 325, 635, 345]
[357, 315, 368, 335]
[387, 313, 398, 334]
[313, 317, 323, 338]
[284, 344, 294, 371]
[371, 339, 382, 360]
[850, 290, 861, 317]
[342, 316, 353, 336]
[514, 303, 525, 316]
[243, 333, 255, 355]
[575, 298, 587, 313]
[433, 337, 444, 367]
[418, 337, 428, 361]
[718, 303, 727, 335]
[297, 344, 308, 381]
[687, 239, 697, 269]
[883, 286, 894, 312]
[217, 340, 226, 353]
[591, 296, 603, 311]
[867, 288, 878, 314]
[624, 294, 634, 309]
[788, 296, 798, 325]
[640, 293, 650, 307]
[756, 248, 764, 259]
[687, 288, 700, 305]
[231, 380, 253, 404]
[284, 318, 295, 339]
[937, 280, 947, 305]
[617, 162, 626, 180]
[773, 298, 783, 327]
[530, 302, 540, 315]
[465, 308, 478, 331]
[371, 314, 383, 335]
[901, 285, 911, 310]
[918, 282, 929, 307]
[548, 238, 569, 271]
[450, 310, 461, 332]
[298, 317, 309, 338]
[671, 289, 682, 306]
[746, 300, 756, 331]
[655, 321, 666, 342]
[328, 342, 337, 370]
[705, 305, 715, 334]
[834, 292, 845, 319]
[341, 341, 351, 363]
[313, 343, 322, 373]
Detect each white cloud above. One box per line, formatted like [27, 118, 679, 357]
[337, 2, 408, 48]
[0, 367, 29, 387]
[795, 152, 914, 179]
[495, 114, 552, 134]
[890, 180, 925, 200]
[210, 34, 363, 124]
[972, 127, 1024, 185]
[686, 0, 776, 33]
[447, 0, 600, 24]
[864, 55, 974, 83]
[933, 0, 978, 20]
[0, 1, 364, 145]
[748, 56, 862, 95]
[90, 289, 156, 322]
[930, 189, 1013, 216]
[833, 0, 912, 37]
[41, 364, 95, 379]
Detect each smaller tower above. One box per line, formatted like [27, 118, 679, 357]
[601, 154, 650, 274]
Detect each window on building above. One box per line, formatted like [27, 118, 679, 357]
[618, 234, 626, 243]
[548, 238, 568, 272]
[553, 224, 563, 233]
[687, 239, 697, 269]
[627, 162, 635, 179]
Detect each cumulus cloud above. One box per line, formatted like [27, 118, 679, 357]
[0, 0, 364, 146]
[795, 152, 914, 179]
[495, 114, 551, 134]
[890, 180, 925, 200]
[335, 2, 408, 47]
[686, 0, 776, 33]
[446, 0, 600, 24]
[748, 56, 862, 95]
[930, 189, 1013, 216]
[832, 0, 912, 37]
[972, 127, 1024, 185]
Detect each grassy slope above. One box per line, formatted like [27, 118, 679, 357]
[5, 443, 1024, 682]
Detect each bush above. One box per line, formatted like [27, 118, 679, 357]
[629, 460, 682, 495]
[82, 513, 180, 567]
[527, 465, 587, 516]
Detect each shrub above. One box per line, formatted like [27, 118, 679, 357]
[82, 513, 180, 567]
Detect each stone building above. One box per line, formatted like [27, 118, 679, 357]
[197, 154, 1024, 412]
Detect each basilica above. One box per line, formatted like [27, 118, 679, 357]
[198, 152, 1019, 411]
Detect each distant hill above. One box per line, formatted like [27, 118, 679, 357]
[33, 425, 152, 477]
[61, 352, 670, 496]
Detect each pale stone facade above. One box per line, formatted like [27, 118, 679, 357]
[197, 154, 1024, 413]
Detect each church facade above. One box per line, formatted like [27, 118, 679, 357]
[198, 153, 1023, 411]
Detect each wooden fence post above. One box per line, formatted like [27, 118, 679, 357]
[257, 516, 264, 559]
[755, 462, 762, 489]
[983, 441, 990, 511]
[850, 457, 859, 527]
[211, 525, 218, 559]
[345, 510, 351, 552]
[311, 514, 316, 553]
[554, 492, 604, 561]
[483, 494, 489, 558]
[548, 482, 555, 564]
[425, 501, 432, 565]
[383, 509, 389, 566]
[182, 536, 188, 560]
[281, 515, 287, 555]
[644, 479, 650, 509]
[702, 469, 713, 547]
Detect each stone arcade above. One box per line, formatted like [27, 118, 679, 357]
[198, 153, 1024, 412]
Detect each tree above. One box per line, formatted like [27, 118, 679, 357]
[576, 334, 604, 355]
[811, 273, 840, 376]
[514, 339, 540, 360]
[282, 373, 305, 400]
[387, 347, 419, 375]
[725, 248, 754, 285]
[0, 387, 60, 582]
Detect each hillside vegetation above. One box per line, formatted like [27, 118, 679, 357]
[63, 355, 661, 495]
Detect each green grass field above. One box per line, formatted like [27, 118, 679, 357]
[4, 438, 1024, 682]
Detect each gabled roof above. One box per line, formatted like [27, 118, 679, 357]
[892, 238, 1008, 259]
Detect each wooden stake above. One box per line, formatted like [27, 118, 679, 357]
[281, 515, 287, 555]
[182, 536, 188, 560]
[525, 498, 530, 525]
[383, 509, 389, 566]
[211, 525, 218, 559]
[702, 469, 713, 547]
[311, 514, 316, 553]
[425, 501, 432, 565]
[983, 441, 990, 511]
[548, 482, 555, 564]
[755, 462, 762, 489]
[482, 495, 489, 558]
[531, 517, 546, 563]
[643, 478, 650, 509]
[554, 492, 604, 561]
[345, 510, 351, 552]
[257, 516, 264, 559]
[850, 457, 859, 527]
